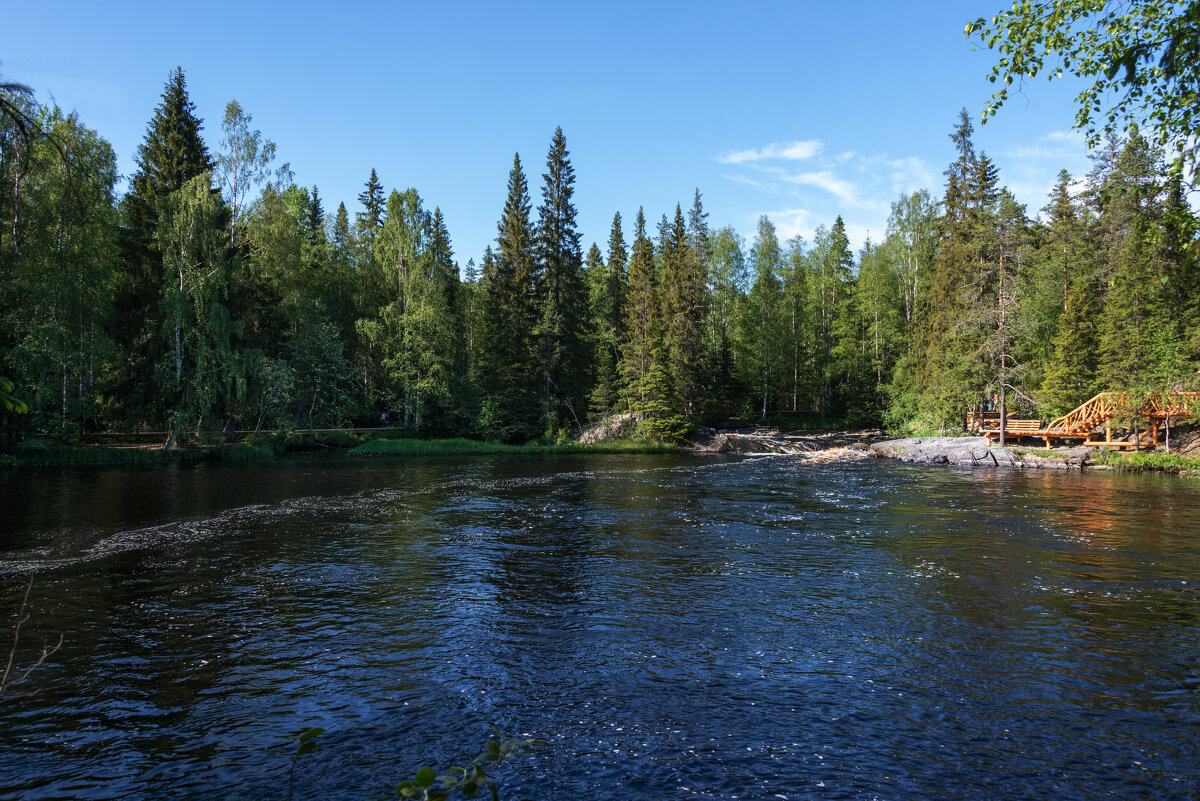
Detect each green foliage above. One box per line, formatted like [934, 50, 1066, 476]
[1, 107, 117, 438]
[475, 155, 541, 442]
[216, 99, 289, 247]
[534, 127, 588, 434]
[157, 172, 241, 448]
[349, 436, 677, 456]
[1095, 450, 1200, 476]
[392, 728, 541, 801]
[740, 216, 787, 419]
[968, 1, 1200, 174]
[3, 70, 1197, 451]
[113, 68, 212, 428]
[659, 203, 706, 415]
[0, 377, 26, 414]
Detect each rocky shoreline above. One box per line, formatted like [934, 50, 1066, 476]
[580, 414, 1197, 471]
[866, 436, 1096, 470]
[690, 429, 1099, 469]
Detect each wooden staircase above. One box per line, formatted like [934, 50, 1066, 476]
[1043, 391, 1200, 447]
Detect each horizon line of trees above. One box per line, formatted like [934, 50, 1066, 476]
[2, 68, 1198, 447]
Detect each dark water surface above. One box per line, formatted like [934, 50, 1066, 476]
[1, 454, 1198, 800]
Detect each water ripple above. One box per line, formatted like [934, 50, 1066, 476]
[1, 455, 1198, 800]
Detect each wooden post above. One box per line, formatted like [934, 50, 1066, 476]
[999, 386, 1006, 447]
[1105, 421, 1111, 444]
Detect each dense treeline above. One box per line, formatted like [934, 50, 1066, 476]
[2, 71, 1198, 447]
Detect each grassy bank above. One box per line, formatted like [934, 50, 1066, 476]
[348, 437, 679, 457]
[1094, 450, 1200, 476]
[1, 439, 278, 468]
[1, 433, 681, 467]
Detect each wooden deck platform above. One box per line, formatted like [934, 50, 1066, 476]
[969, 391, 1200, 448]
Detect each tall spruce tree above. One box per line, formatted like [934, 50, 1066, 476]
[1096, 133, 1188, 393]
[476, 154, 540, 441]
[707, 226, 746, 410]
[587, 213, 628, 418]
[913, 110, 992, 430]
[534, 127, 587, 434]
[115, 67, 212, 426]
[620, 209, 660, 410]
[743, 215, 786, 419]
[660, 203, 705, 415]
[809, 217, 854, 417]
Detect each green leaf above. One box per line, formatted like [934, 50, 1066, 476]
[415, 767, 436, 788]
[298, 727, 325, 744]
[485, 739, 501, 757]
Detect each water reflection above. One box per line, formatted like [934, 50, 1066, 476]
[1, 455, 1198, 800]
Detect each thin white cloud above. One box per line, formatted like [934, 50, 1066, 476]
[723, 173, 777, 192]
[887, 157, 937, 193]
[717, 140, 823, 164]
[761, 208, 814, 241]
[1047, 130, 1086, 144]
[783, 170, 858, 205]
[723, 142, 941, 250]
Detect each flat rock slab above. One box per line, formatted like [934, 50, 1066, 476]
[869, 437, 1094, 470]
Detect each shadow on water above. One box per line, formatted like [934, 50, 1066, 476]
[1, 454, 1199, 800]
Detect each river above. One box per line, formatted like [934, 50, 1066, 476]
[1, 453, 1198, 800]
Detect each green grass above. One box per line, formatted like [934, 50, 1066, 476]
[348, 437, 680, 457]
[3, 440, 279, 468]
[1094, 450, 1200, 476]
[1009, 446, 1068, 460]
[2, 433, 680, 468]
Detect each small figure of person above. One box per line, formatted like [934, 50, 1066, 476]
[381, 410, 390, 428]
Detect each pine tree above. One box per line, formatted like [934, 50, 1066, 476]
[114, 67, 213, 426]
[1028, 170, 1089, 370]
[810, 217, 854, 417]
[1041, 273, 1100, 416]
[307, 185, 326, 272]
[707, 226, 746, 411]
[534, 127, 587, 435]
[743, 215, 786, 419]
[912, 110, 994, 430]
[965, 189, 1034, 438]
[620, 208, 660, 411]
[659, 203, 705, 415]
[356, 168, 385, 236]
[852, 237, 904, 421]
[586, 213, 628, 418]
[475, 154, 540, 441]
[1097, 133, 1188, 393]
[781, 236, 811, 413]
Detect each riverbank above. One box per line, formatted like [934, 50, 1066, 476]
[867, 435, 1200, 476]
[0, 434, 680, 468]
[5, 426, 1198, 475]
[347, 437, 677, 457]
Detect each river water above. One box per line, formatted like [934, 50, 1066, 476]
[1, 453, 1198, 800]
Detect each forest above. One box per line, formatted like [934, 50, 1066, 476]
[1, 68, 1198, 448]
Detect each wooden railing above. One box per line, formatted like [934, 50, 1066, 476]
[969, 391, 1199, 448]
[1045, 392, 1133, 436]
[1046, 392, 1200, 436]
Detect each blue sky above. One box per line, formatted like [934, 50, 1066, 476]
[4, 0, 1095, 266]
